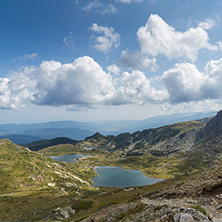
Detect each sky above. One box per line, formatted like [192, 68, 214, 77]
[1, 0, 222, 123]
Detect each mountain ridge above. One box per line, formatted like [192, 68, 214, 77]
[0, 111, 216, 144]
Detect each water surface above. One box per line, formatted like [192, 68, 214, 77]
[92, 166, 163, 187]
[50, 154, 91, 163]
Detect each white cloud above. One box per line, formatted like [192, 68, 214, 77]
[118, 50, 158, 71]
[217, 41, 222, 49]
[63, 32, 75, 51]
[3, 56, 222, 110]
[19, 53, 38, 61]
[90, 23, 120, 53]
[137, 14, 217, 61]
[161, 99, 222, 114]
[106, 64, 120, 75]
[0, 71, 36, 109]
[161, 58, 222, 103]
[110, 70, 168, 105]
[0, 56, 165, 109]
[198, 18, 215, 30]
[117, 0, 143, 3]
[82, 1, 117, 14]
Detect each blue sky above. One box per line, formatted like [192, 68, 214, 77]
[1, 0, 222, 123]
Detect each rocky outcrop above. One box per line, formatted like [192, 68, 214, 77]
[80, 200, 211, 222]
[44, 206, 75, 221]
[85, 121, 205, 157]
[197, 110, 222, 141]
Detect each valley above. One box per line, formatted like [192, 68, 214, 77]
[1, 111, 222, 221]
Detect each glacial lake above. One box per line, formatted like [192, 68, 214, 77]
[50, 154, 92, 163]
[92, 166, 163, 187]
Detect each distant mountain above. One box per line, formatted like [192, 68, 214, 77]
[0, 121, 94, 144]
[0, 111, 216, 144]
[0, 134, 43, 145]
[24, 137, 78, 151]
[127, 111, 216, 132]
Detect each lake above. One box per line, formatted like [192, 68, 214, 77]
[92, 166, 163, 187]
[50, 154, 92, 163]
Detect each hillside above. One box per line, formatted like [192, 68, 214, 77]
[2, 138, 222, 221]
[0, 139, 96, 221]
[84, 120, 205, 156]
[24, 137, 78, 151]
[2, 112, 222, 221]
[81, 164, 222, 222]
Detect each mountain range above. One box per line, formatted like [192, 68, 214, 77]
[0, 111, 216, 144]
[1, 111, 222, 221]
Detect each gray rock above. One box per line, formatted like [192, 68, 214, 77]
[174, 213, 194, 222]
[44, 206, 75, 221]
[216, 205, 222, 210]
[59, 209, 70, 219]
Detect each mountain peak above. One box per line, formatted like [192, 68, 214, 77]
[85, 132, 104, 140]
[198, 110, 222, 140]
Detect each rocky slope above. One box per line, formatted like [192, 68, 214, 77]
[84, 120, 205, 156]
[81, 164, 222, 222]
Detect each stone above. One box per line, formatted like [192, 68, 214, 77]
[208, 213, 214, 221]
[65, 182, 73, 187]
[47, 182, 56, 187]
[216, 194, 222, 199]
[174, 213, 194, 222]
[59, 208, 70, 219]
[216, 205, 222, 210]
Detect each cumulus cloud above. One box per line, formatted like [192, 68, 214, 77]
[118, 50, 158, 71]
[137, 14, 217, 62]
[106, 64, 120, 75]
[161, 58, 222, 103]
[82, 1, 117, 14]
[0, 56, 166, 109]
[3, 56, 222, 110]
[0, 72, 36, 109]
[110, 70, 168, 105]
[89, 23, 120, 53]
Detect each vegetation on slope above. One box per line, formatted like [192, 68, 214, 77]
[24, 137, 78, 151]
[0, 139, 97, 221]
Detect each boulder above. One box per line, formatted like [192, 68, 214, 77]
[174, 213, 194, 222]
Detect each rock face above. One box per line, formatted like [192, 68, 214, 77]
[44, 206, 75, 221]
[85, 121, 204, 157]
[197, 110, 222, 141]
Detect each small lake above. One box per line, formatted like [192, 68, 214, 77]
[92, 166, 163, 187]
[50, 154, 92, 163]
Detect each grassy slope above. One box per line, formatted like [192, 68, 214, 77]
[24, 137, 78, 151]
[0, 139, 97, 221]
